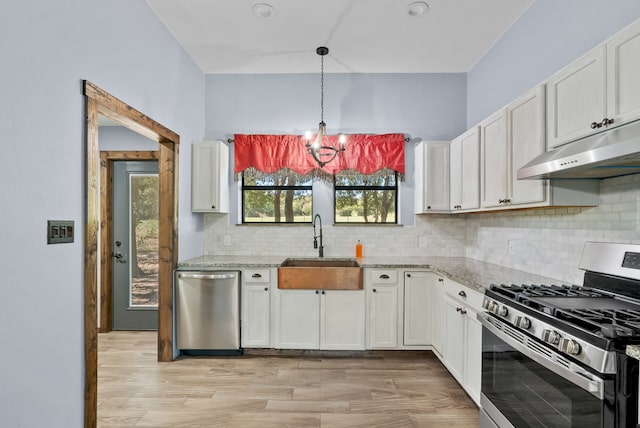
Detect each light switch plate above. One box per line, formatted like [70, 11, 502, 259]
[48, 220, 74, 244]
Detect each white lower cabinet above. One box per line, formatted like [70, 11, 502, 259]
[365, 269, 433, 349]
[442, 279, 483, 406]
[321, 290, 365, 350]
[403, 271, 432, 346]
[274, 289, 365, 350]
[241, 268, 274, 348]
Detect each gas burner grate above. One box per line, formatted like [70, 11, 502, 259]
[490, 283, 606, 299]
[557, 308, 640, 339]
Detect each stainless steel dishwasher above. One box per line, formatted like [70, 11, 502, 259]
[175, 271, 241, 354]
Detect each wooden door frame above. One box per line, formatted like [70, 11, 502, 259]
[84, 81, 179, 428]
[99, 151, 159, 333]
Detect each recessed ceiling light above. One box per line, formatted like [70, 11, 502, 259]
[407, 1, 429, 17]
[252, 3, 276, 20]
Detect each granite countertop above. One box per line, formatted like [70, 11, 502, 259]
[626, 345, 640, 361]
[178, 255, 568, 293]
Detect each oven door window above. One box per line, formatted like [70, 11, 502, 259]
[482, 327, 603, 428]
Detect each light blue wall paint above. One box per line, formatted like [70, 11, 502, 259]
[467, 0, 640, 126]
[0, 1, 204, 426]
[205, 73, 467, 226]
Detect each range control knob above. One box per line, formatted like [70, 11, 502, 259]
[542, 329, 561, 345]
[482, 299, 492, 310]
[515, 316, 531, 330]
[560, 338, 582, 355]
[490, 304, 508, 317]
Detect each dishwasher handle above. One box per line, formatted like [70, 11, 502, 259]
[177, 272, 237, 280]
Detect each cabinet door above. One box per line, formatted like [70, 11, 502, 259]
[450, 127, 480, 211]
[321, 290, 365, 350]
[547, 46, 606, 149]
[481, 110, 508, 209]
[508, 85, 546, 206]
[241, 284, 271, 348]
[443, 295, 465, 384]
[425, 141, 450, 211]
[403, 272, 431, 346]
[191, 141, 229, 213]
[431, 276, 445, 357]
[460, 127, 481, 210]
[449, 138, 462, 210]
[367, 285, 398, 348]
[607, 19, 640, 126]
[415, 141, 450, 213]
[464, 307, 482, 407]
[274, 290, 319, 349]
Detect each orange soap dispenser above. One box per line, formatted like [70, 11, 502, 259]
[355, 240, 363, 258]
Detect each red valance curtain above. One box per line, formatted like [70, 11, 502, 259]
[234, 133, 405, 180]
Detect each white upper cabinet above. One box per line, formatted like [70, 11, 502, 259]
[607, 19, 640, 126]
[481, 110, 509, 209]
[414, 141, 450, 213]
[548, 19, 640, 149]
[191, 141, 229, 213]
[546, 46, 606, 149]
[507, 85, 547, 206]
[450, 127, 480, 211]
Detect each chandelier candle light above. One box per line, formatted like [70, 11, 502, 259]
[304, 46, 346, 168]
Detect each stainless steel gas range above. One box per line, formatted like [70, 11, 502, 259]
[479, 242, 640, 428]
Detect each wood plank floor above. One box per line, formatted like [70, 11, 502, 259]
[98, 331, 479, 427]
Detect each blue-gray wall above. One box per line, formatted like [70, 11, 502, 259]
[467, 0, 640, 126]
[0, 1, 205, 426]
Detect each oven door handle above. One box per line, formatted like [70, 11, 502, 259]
[478, 312, 605, 400]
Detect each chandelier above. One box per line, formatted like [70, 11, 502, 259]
[304, 46, 346, 168]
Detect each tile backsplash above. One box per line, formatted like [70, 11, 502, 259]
[204, 214, 466, 259]
[465, 174, 640, 284]
[204, 174, 640, 285]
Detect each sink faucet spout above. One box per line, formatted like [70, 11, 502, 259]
[313, 214, 324, 258]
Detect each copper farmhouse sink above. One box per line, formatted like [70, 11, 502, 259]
[277, 258, 363, 290]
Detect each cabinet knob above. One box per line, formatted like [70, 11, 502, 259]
[315, 290, 320, 294]
[379, 274, 390, 279]
[322, 290, 326, 295]
[426, 205, 431, 210]
[438, 278, 444, 282]
[252, 273, 262, 278]
[460, 308, 467, 315]
[458, 290, 467, 298]
[212, 205, 216, 209]
[406, 273, 411, 278]
[591, 121, 600, 129]
[264, 287, 269, 291]
[372, 288, 377, 293]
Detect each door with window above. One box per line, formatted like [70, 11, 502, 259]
[112, 161, 159, 330]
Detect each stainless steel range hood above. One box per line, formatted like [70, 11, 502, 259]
[517, 120, 640, 179]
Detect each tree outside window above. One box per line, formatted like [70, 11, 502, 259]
[242, 174, 313, 223]
[334, 173, 397, 223]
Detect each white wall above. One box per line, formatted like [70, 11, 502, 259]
[0, 1, 204, 426]
[203, 73, 467, 257]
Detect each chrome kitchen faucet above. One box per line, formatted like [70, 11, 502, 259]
[313, 214, 324, 257]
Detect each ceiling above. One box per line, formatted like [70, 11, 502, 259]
[145, 0, 534, 74]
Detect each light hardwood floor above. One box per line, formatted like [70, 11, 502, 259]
[98, 331, 479, 427]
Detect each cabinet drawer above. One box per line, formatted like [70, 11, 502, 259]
[242, 269, 271, 284]
[368, 269, 399, 285]
[444, 280, 484, 310]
